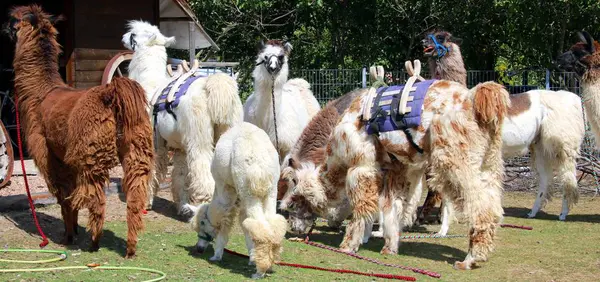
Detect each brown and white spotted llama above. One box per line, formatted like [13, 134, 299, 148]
[280, 62, 511, 269]
[420, 31, 584, 234]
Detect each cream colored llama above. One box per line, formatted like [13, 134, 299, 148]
[281, 62, 511, 270]
[243, 40, 321, 162]
[420, 31, 584, 233]
[122, 21, 243, 216]
[191, 122, 287, 279]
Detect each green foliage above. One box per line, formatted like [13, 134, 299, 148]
[190, 0, 600, 94]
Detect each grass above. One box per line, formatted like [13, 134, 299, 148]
[1, 191, 600, 281]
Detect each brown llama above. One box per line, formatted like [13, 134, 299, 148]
[421, 31, 584, 234]
[5, 5, 154, 258]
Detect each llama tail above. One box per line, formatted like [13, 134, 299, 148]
[105, 77, 154, 257]
[205, 73, 243, 136]
[470, 81, 510, 134]
[286, 78, 312, 90]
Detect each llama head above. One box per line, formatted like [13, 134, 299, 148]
[254, 39, 292, 76]
[190, 203, 215, 253]
[277, 155, 300, 201]
[279, 163, 326, 234]
[4, 5, 63, 42]
[422, 30, 462, 59]
[122, 20, 175, 51]
[557, 31, 600, 81]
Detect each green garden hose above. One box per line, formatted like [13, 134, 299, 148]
[0, 249, 166, 282]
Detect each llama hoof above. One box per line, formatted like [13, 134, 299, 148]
[371, 231, 383, 238]
[251, 273, 266, 279]
[89, 242, 100, 252]
[453, 261, 472, 270]
[362, 238, 369, 244]
[61, 235, 74, 245]
[380, 247, 397, 255]
[125, 252, 137, 259]
[248, 260, 256, 266]
[209, 255, 222, 262]
[526, 212, 536, 218]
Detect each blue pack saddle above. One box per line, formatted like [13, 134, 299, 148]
[361, 60, 435, 153]
[151, 59, 206, 119]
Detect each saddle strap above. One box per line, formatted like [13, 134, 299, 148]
[149, 69, 184, 110]
[166, 60, 200, 104]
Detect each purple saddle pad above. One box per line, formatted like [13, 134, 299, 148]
[365, 79, 436, 135]
[153, 74, 206, 114]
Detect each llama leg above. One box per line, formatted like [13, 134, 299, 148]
[437, 196, 453, 235]
[72, 208, 80, 235]
[363, 219, 374, 244]
[340, 165, 380, 253]
[119, 137, 153, 259]
[72, 171, 108, 253]
[147, 137, 168, 210]
[401, 170, 425, 230]
[556, 153, 579, 221]
[379, 185, 400, 255]
[170, 150, 187, 215]
[210, 209, 237, 262]
[239, 209, 255, 265]
[60, 202, 75, 244]
[528, 149, 553, 218]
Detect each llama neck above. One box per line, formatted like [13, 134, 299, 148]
[252, 66, 288, 119]
[581, 78, 600, 112]
[127, 46, 169, 99]
[427, 44, 467, 86]
[13, 31, 66, 104]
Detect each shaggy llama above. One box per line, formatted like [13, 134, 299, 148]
[278, 89, 364, 229]
[191, 122, 287, 279]
[122, 21, 243, 216]
[5, 5, 154, 258]
[420, 31, 584, 234]
[281, 64, 512, 269]
[244, 40, 321, 162]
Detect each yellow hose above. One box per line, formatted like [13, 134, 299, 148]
[0, 249, 166, 282]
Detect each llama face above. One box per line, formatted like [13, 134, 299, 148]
[191, 204, 216, 253]
[279, 165, 325, 234]
[557, 31, 600, 79]
[422, 31, 461, 58]
[122, 20, 175, 51]
[255, 40, 292, 75]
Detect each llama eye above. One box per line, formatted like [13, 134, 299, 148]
[292, 178, 298, 186]
[278, 55, 284, 61]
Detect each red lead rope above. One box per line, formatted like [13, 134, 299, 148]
[223, 248, 416, 281]
[15, 95, 49, 248]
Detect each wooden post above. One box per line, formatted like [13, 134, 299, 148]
[188, 21, 195, 63]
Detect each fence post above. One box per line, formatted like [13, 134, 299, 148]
[362, 67, 367, 88]
[545, 69, 550, 90]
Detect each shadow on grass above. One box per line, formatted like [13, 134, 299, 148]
[504, 206, 600, 223]
[297, 229, 466, 264]
[3, 210, 128, 256]
[118, 194, 191, 223]
[178, 244, 257, 279]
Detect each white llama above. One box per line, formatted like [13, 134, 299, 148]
[243, 40, 321, 162]
[191, 122, 287, 279]
[122, 21, 243, 216]
[420, 31, 585, 234]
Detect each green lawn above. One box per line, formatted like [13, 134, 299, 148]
[1, 191, 600, 281]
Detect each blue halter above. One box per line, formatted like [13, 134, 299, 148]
[429, 34, 448, 58]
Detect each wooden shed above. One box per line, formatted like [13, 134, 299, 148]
[0, 0, 219, 89]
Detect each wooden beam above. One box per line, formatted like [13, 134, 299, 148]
[159, 17, 190, 22]
[76, 60, 110, 71]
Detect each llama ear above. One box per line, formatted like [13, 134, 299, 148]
[23, 13, 38, 28]
[49, 14, 65, 25]
[257, 39, 266, 51]
[289, 157, 299, 169]
[583, 31, 596, 53]
[147, 34, 158, 45]
[283, 42, 293, 55]
[450, 36, 462, 45]
[164, 36, 176, 47]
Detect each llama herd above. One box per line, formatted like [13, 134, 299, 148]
[6, 4, 600, 279]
